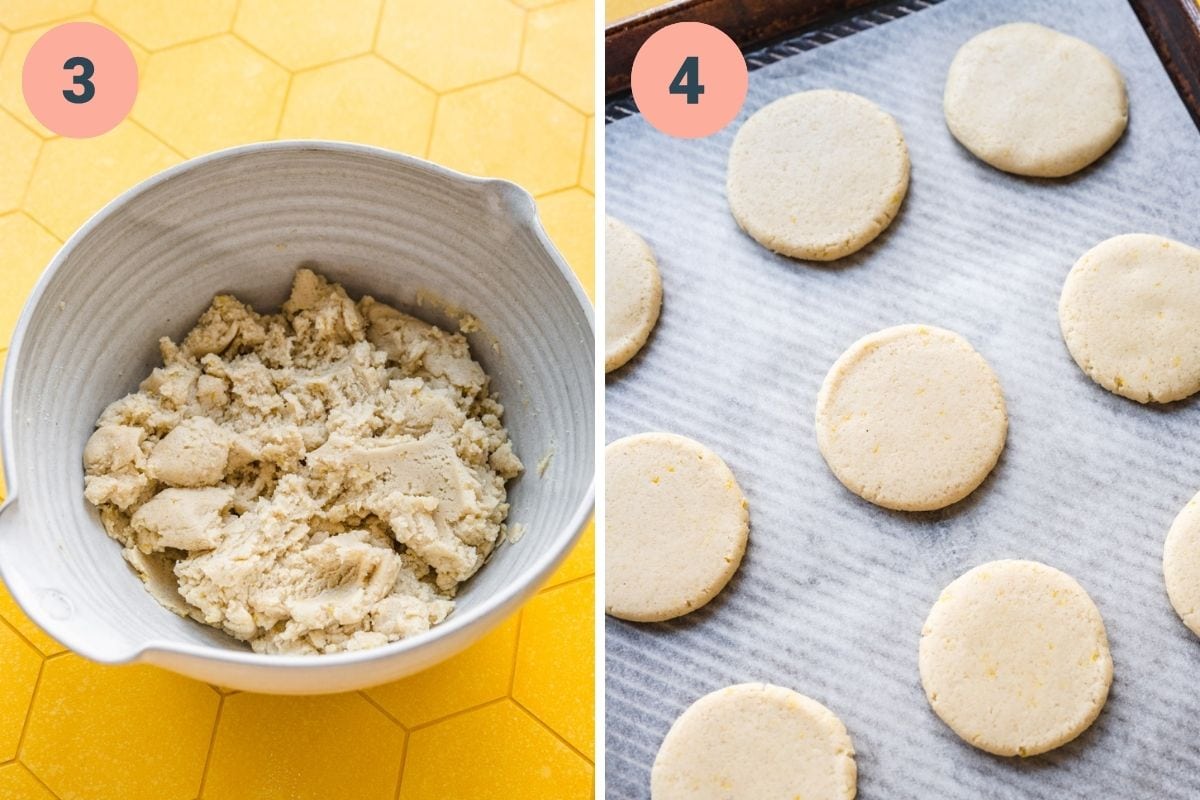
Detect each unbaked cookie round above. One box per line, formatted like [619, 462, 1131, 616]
[726, 90, 909, 261]
[605, 216, 662, 372]
[605, 433, 748, 622]
[652, 683, 857, 800]
[815, 324, 1007, 511]
[1059, 234, 1200, 403]
[1164, 490, 1200, 638]
[919, 560, 1113, 757]
[944, 23, 1127, 177]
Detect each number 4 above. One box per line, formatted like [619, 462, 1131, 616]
[669, 56, 704, 104]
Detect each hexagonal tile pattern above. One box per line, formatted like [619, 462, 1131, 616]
[0, 580, 65, 657]
[235, 0, 380, 71]
[22, 657, 218, 800]
[0, 621, 40, 761]
[0, 0, 90, 30]
[95, 0, 238, 50]
[279, 55, 434, 154]
[430, 76, 584, 196]
[0, 763, 55, 800]
[205, 692, 405, 800]
[376, 0, 523, 92]
[0, 213, 60, 349]
[0, 111, 39, 214]
[513, 577, 594, 755]
[0, 17, 148, 137]
[522, 0, 593, 113]
[366, 611, 519, 727]
[25, 121, 180, 239]
[537, 188, 595, 299]
[399, 700, 592, 799]
[0, 2, 594, 795]
[134, 36, 288, 156]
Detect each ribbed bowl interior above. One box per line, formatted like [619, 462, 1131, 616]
[0, 143, 593, 668]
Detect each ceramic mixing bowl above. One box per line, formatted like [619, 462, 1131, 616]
[0, 141, 594, 693]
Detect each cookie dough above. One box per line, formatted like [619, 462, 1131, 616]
[605, 216, 662, 372]
[726, 90, 909, 261]
[1059, 234, 1200, 403]
[1164, 490, 1200, 637]
[651, 683, 857, 800]
[605, 433, 748, 621]
[944, 23, 1127, 177]
[815, 325, 1006, 511]
[83, 268, 522, 654]
[919, 560, 1112, 757]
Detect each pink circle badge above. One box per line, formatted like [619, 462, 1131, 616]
[22, 22, 138, 138]
[631, 22, 748, 139]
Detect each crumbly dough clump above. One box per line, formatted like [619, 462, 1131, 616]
[83, 269, 522, 655]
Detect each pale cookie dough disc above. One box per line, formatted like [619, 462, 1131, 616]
[605, 216, 663, 372]
[652, 683, 857, 800]
[944, 23, 1127, 177]
[605, 433, 748, 622]
[1164, 490, 1200, 637]
[1059, 234, 1200, 403]
[726, 90, 909, 261]
[919, 560, 1113, 757]
[815, 324, 1007, 511]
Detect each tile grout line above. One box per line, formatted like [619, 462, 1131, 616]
[229, 31, 291, 74]
[13, 657, 45, 762]
[520, 72, 591, 118]
[510, 695, 593, 766]
[537, 572, 593, 595]
[421, 95, 439, 159]
[194, 693, 225, 799]
[507, 610, 525, 695]
[17, 140, 46, 209]
[392, 724, 410, 800]
[140, 30, 232, 56]
[17, 210, 64, 246]
[0, 613, 46, 659]
[406, 695, 508, 733]
[574, 114, 591, 187]
[516, 4, 529, 74]
[18, 759, 60, 800]
[370, 0, 387, 51]
[358, 690, 407, 731]
[126, 118, 187, 160]
[272, 73, 294, 139]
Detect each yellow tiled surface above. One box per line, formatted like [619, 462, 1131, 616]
[0, 2, 594, 797]
[605, 0, 662, 23]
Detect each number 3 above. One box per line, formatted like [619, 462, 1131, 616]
[669, 56, 704, 104]
[62, 56, 95, 104]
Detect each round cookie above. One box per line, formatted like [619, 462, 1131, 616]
[605, 433, 748, 622]
[1059, 234, 1200, 403]
[726, 90, 909, 261]
[919, 560, 1113, 757]
[652, 683, 857, 800]
[944, 22, 1127, 177]
[606, 216, 663, 372]
[815, 324, 1007, 512]
[1164, 490, 1200, 637]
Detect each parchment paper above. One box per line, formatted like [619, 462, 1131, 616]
[604, 0, 1200, 796]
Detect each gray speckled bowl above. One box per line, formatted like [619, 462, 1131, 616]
[0, 141, 594, 693]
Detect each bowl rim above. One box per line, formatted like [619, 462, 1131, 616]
[0, 139, 596, 668]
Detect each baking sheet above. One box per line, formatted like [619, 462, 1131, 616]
[604, 0, 1200, 796]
